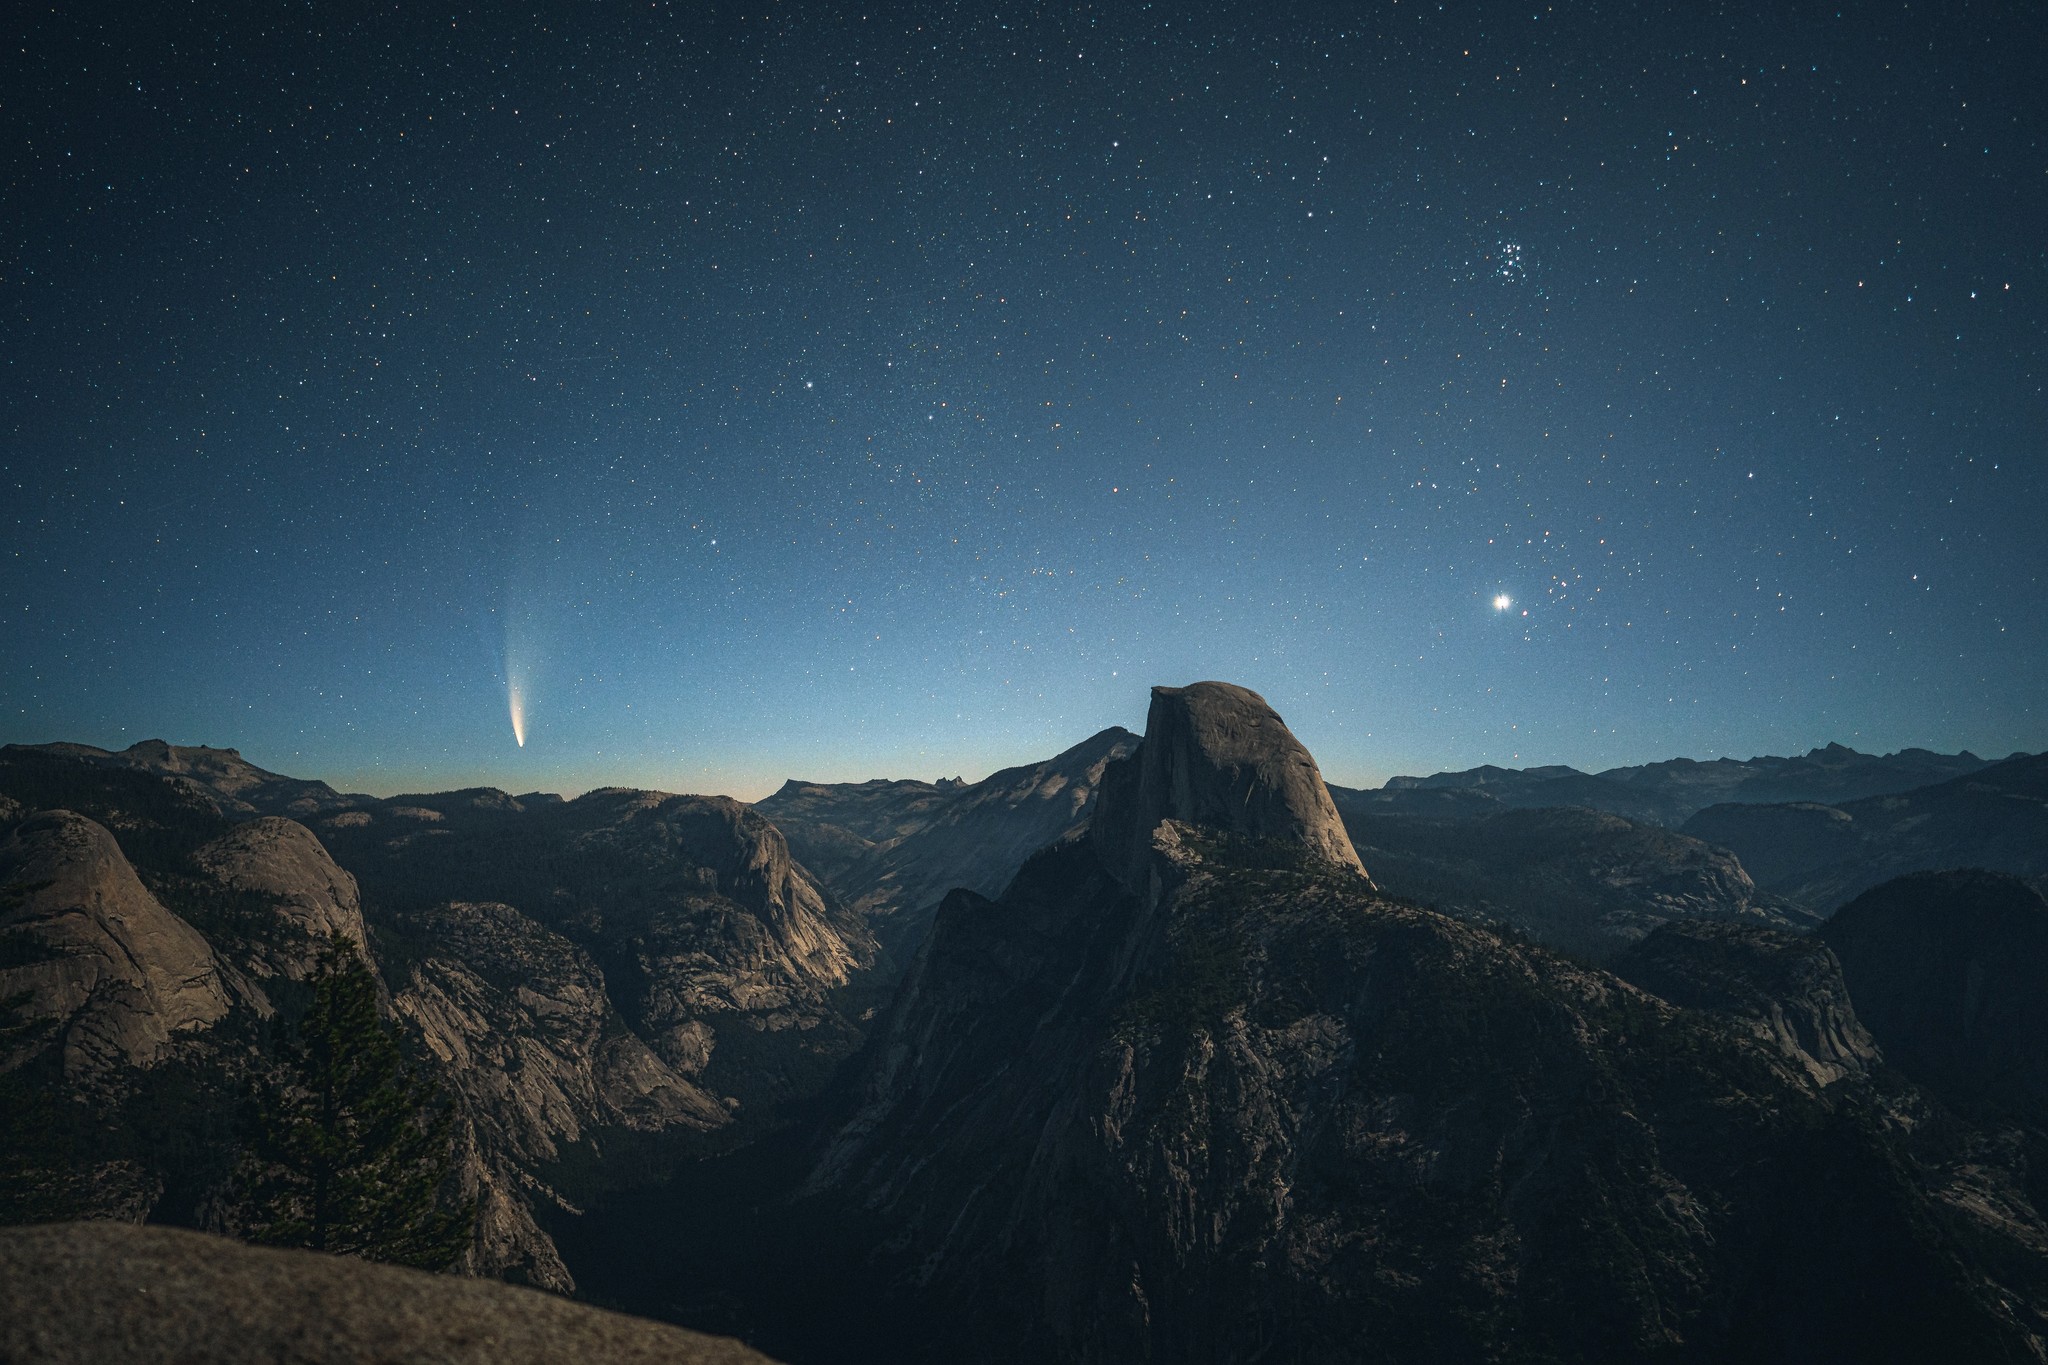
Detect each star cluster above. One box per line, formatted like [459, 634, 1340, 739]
[3, 1, 2043, 795]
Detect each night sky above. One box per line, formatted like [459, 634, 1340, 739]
[5, 2, 2044, 799]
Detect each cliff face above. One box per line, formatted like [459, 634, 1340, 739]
[1091, 683, 1366, 897]
[791, 683, 2048, 1365]
[191, 817, 369, 980]
[393, 902, 727, 1148]
[0, 811, 232, 1079]
[391, 900, 730, 1290]
[786, 727, 1139, 964]
[1614, 920, 1880, 1085]
[1823, 870, 2048, 1124]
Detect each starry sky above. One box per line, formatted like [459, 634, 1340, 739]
[4, 1, 2044, 800]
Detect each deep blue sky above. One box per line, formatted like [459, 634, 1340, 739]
[5, 1, 2044, 799]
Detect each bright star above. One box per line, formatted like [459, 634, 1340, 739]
[1493, 594, 1513, 611]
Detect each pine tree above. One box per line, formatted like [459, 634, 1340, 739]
[244, 935, 475, 1269]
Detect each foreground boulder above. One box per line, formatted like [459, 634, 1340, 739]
[0, 1222, 778, 1364]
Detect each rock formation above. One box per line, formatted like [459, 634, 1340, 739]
[191, 817, 370, 979]
[769, 682, 2048, 1364]
[1823, 869, 2048, 1123]
[0, 810, 232, 1078]
[1614, 920, 1880, 1084]
[1091, 682, 1367, 895]
[0, 1222, 780, 1365]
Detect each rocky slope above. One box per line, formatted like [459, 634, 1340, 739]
[389, 899, 730, 1289]
[0, 748, 876, 1293]
[317, 785, 883, 1283]
[1683, 752, 2048, 913]
[0, 810, 234, 1079]
[773, 727, 1139, 963]
[751, 682, 2048, 1364]
[320, 787, 877, 1118]
[1823, 870, 2048, 1124]
[753, 776, 965, 886]
[0, 1222, 780, 1365]
[1328, 787, 1811, 960]
[1613, 920, 1880, 1085]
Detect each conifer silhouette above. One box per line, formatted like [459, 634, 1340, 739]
[244, 936, 474, 1269]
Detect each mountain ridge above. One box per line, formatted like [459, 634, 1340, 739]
[1375, 741, 2013, 826]
[735, 683, 2048, 1363]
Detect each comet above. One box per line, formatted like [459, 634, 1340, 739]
[498, 560, 550, 749]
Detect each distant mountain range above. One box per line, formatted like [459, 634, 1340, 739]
[1376, 741, 2012, 825]
[1681, 752, 2048, 912]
